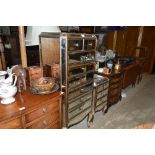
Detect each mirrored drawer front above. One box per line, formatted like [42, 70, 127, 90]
[95, 101, 107, 111]
[97, 85, 109, 93]
[0, 116, 22, 129]
[68, 84, 93, 101]
[84, 39, 96, 50]
[96, 97, 107, 107]
[27, 111, 59, 129]
[97, 91, 108, 100]
[68, 98, 92, 121]
[25, 99, 59, 123]
[68, 39, 83, 51]
[68, 93, 92, 110]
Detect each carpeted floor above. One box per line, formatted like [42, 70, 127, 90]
[70, 74, 155, 129]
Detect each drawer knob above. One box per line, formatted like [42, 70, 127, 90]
[43, 120, 48, 126]
[74, 43, 79, 47]
[42, 108, 47, 113]
[80, 89, 84, 93]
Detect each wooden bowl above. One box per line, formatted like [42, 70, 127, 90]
[32, 77, 55, 92]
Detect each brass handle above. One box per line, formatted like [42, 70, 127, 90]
[43, 120, 48, 126]
[42, 107, 47, 113]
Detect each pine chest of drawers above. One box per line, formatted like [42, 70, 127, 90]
[0, 90, 62, 129]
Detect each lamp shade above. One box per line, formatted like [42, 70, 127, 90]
[25, 26, 61, 46]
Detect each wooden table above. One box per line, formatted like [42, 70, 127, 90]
[0, 89, 62, 129]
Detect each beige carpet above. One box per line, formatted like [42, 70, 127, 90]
[71, 74, 155, 129]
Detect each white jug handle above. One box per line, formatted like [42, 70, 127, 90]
[13, 75, 17, 86]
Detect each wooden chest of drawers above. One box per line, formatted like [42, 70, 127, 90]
[0, 90, 62, 129]
[96, 70, 123, 111]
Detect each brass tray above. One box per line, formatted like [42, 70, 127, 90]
[30, 83, 59, 95]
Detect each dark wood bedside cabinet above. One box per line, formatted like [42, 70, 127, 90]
[96, 69, 123, 111]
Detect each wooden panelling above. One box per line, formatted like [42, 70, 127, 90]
[40, 37, 60, 65]
[141, 26, 155, 73]
[104, 31, 115, 50]
[124, 26, 140, 57]
[115, 30, 127, 56]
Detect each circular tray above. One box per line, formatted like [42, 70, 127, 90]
[29, 83, 59, 95]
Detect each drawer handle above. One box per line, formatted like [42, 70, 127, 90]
[42, 108, 47, 113]
[74, 43, 79, 47]
[80, 89, 84, 93]
[88, 43, 93, 46]
[43, 120, 48, 126]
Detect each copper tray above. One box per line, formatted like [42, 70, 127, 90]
[29, 83, 59, 95]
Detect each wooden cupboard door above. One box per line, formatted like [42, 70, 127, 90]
[141, 26, 155, 73]
[40, 37, 60, 65]
[115, 30, 127, 56]
[104, 31, 115, 50]
[124, 26, 140, 57]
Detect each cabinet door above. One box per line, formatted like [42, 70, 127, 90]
[104, 31, 115, 50]
[40, 34, 60, 65]
[141, 26, 155, 73]
[124, 26, 140, 57]
[115, 30, 127, 56]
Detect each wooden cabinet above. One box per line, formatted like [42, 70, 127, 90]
[0, 90, 62, 129]
[97, 70, 123, 109]
[61, 33, 97, 128]
[107, 70, 123, 107]
[0, 116, 23, 129]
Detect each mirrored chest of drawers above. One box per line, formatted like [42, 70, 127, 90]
[0, 90, 62, 129]
[88, 74, 109, 125]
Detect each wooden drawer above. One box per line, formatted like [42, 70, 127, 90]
[110, 77, 121, 84]
[68, 84, 93, 100]
[27, 110, 60, 129]
[109, 87, 121, 97]
[68, 98, 92, 120]
[25, 99, 59, 124]
[48, 121, 61, 129]
[68, 92, 92, 110]
[109, 96, 120, 105]
[109, 82, 121, 89]
[0, 116, 22, 129]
